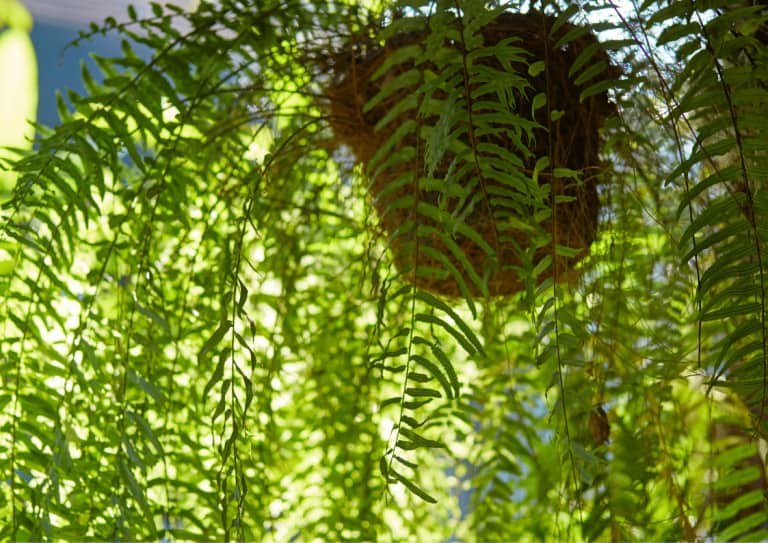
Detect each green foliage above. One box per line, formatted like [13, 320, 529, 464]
[2, 0, 768, 540]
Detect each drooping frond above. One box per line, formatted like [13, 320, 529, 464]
[2, 0, 768, 540]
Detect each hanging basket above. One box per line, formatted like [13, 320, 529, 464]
[324, 10, 618, 297]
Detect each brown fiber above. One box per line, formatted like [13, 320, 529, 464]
[324, 10, 617, 297]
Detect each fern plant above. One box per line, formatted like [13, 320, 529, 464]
[2, 0, 768, 540]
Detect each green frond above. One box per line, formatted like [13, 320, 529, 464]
[5, 0, 768, 539]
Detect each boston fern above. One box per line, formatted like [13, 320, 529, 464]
[2, 0, 768, 540]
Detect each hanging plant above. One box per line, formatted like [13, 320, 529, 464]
[323, 9, 619, 296]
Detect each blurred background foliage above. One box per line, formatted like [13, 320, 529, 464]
[0, 0, 36, 191]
